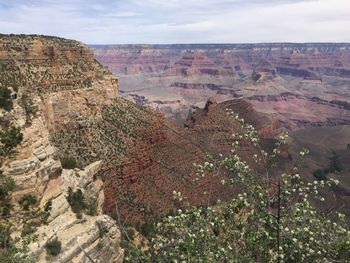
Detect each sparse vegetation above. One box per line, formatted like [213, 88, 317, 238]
[66, 187, 86, 217]
[21, 223, 36, 237]
[85, 199, 98, 216]
[45, 238, 61, 256]
[0, 87, 13, 111]
[60, 156, 77, 169]
[313, 152, 343, 181]
[124, 111, 350, 263]
[44, 200, 52, 212]
[0, 127, 23, 156]
[313, 169, 328, 180]
[18, 194, 37, 211]
[0, 178, 15, 202]
[19, 93, 37, 125]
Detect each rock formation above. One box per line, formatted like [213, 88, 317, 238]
[29, 161, 123, 262]
[92, 43, 350, 128]
[0, 34, 123, 262]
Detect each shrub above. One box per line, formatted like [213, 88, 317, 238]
[21, 223, 36, 237]
[0, 223, 11, 249]
[45, 238, 61, 256]
[0, 87, 13, 111]
[44, 200, 52, 212]
[1, 203, 11, 217]
[313, 169, 327, 180]
[60, 156, 77, 169]
[313, 153, 343, 181]
[66, 187, 86, 215]
[0, 177, 16, 201]
[85, 200, 97, 216]
[329, 153, 342, 172]
[19, 93, 37, 124]
[140, 221, 154, 238]
[0, 127, 23, 156]
[18, 194, 37, 211]
[124, 110, 350, 263]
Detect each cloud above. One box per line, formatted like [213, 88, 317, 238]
[0, 0, 349, 44]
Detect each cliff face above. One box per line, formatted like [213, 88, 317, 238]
[0, 35, 123, 262]
[92, 43, 350, 128]
[247, 93, 350, 130]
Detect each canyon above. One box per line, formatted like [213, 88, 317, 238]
[1, 35, 350, 262]
[92, 44, 350, 128]
[0, 35, 283, 261]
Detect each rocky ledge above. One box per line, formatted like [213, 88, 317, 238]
[29, 161, 123, 263]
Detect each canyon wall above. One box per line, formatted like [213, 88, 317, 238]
[0, 35, 123, 262]
[92, 43, 350, 128]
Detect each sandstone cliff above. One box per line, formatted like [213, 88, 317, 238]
[0, 34, 123, 262]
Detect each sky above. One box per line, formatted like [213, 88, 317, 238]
[0, 0, 349, 44]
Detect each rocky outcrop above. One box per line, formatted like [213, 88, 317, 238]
[0, 35, 123, 262]
[247, 93, 350, 130]
[276, 67, 322, 81]
[29, 161, 123, 263]
[161, 52, 234, 78]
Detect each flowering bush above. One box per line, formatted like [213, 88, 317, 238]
[124, 110, 350, 262]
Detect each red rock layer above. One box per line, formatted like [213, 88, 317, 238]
[103, 99, 278, 223]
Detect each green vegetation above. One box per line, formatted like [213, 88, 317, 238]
[313, 169, 327, 180]
[21, 224, 36, 237]
[0, 223, 11, 249]
[18, 195, 37, 211]
[45, 238, 61, 256]
[124, 111, 350, 263]
[0, 178, 15, 202]
[66, 187, 86, 218]
[65, 187, 98, 218]
[0, 87, 13, 111]
[329, 152, 342, 172]
[0, 177, 15, 218]
[19, 93, 37, 125]
[313, 152, 343, 181]
[60, 156, 77, 169]
[0, 179, 34, 263]
[51, 98, 150, 168]
[0, 127, 23, 156]
[44, 200, 52, 213]
[85, 200, 98, 216]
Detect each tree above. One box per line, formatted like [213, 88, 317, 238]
[18, 195, 37, 211]
[124, 109, 350, 263]
[66, 187, 87, 218]
[0, 87, 13, 112]
[60, 156, 77, 169]
[0, 127, 23, 156]
[0, 124, 36, 262]
[0, 178, 15, 202]
[45, 238, 61, 256]
[0, 179, 34, 263]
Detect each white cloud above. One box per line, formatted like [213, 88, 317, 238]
[0, 0, 349, 43]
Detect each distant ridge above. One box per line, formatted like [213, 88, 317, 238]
[89, 43, 350, 50]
